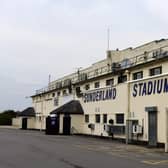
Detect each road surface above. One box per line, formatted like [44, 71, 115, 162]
[0, 128, 168, 168]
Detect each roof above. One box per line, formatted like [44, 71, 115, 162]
[50, 100, 84, 115]
[18, 107, 35, 117]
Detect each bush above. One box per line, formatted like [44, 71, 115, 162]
[0, 110, 17, 125]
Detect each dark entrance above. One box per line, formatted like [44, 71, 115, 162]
[63, 114, 71, 135]
[45, 115, 60, 135]
[22, 118, 27, 130]
[148, 111, 157, 146]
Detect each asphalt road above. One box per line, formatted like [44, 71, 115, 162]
[0, 128, 168, 168]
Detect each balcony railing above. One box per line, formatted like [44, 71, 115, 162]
[35, 45, 168, 95]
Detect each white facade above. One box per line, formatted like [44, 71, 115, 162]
[30, 38, 168, 146]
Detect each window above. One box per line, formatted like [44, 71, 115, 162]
[94, 69, 99, 76]
[38, 116, 42, 122]
[94, 82, 100, 88]
[85, 115, 89, 123]
[78, 73, 87, 82]
[106, 79, 114, 86]
[54, 97, 59, 106]
[68, 86, 72, 94]
[133, 71, 143, 80]
[57, 91, 61, 96]
[116, 114, 124, 124]
[95, 114, 101, 123]
[103, 114, 107, 123]
[85, 84, 90, 90]
[76, 87, 82, 97]
[52, 93, 55, 97]
[150, 66, 162, 76]
[118, 75, 127, 84]
[63, 90, 67, 96]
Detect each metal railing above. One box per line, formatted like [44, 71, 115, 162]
[35, 45, 168, 95]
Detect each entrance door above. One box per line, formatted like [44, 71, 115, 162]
[148, 111, 157, 146]
[22, 118, 27, 130]
[63, 114, 71, 135]
[45, 116, 60, 135]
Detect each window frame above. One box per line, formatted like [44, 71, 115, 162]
[118, 75, 127, 84]
[133, 71, 143, 80]
[149, 66, 162, 76]
[94, 81, 100, 88]
[116, 113, 124, 124]
[106, 78, 114, 86]
[85, 115, 89, 123]
[54, 97, 59, 106]
[52, 93, 55, 97]
[85, 84, 90, 90]
[95, 114, 101, 123]
[62, 90, 67, 96]
[103, 114, 107, 123]
[57, 91, 61, 97]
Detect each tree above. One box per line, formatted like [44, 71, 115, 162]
[0, 110, 17, 125]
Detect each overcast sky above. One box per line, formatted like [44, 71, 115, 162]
[0, 0, 167, 111]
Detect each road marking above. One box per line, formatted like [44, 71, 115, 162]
[142, 160, 168, 165]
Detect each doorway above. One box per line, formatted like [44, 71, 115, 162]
[45, 116, 60, 135]
[22, 118, 27, 130]
[148, 111, 157, 147]
[63, 114, 71, 135]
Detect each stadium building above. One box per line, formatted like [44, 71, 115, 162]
[13, 38, 168, 148]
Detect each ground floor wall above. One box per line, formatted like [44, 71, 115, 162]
[12, 117, 22, 128]
[12, 117, 35, 129]
[59, 114, 84, 134]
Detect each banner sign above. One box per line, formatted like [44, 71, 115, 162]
[83, 88, 116, 103]
[132, 78, 168, 97]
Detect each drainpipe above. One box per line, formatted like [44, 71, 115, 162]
[165, 108, 168, 152]
[125, 70, 131, 144]
[40, 94, 43, 131]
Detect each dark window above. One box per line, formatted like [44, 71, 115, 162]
[116, 114, 124, 124]
[133, 71, 143, 80]
[56, 81, 62, 89]
[54, 97, 59, 106]
[85, 115, 89, 123]
[150, 66, 162, 76]
[85, 84, 90, 90]
[78, 73, 87, 82]
[52, 93, 55, 97]
[103, 114, 107, 123]
[106, 79, 114, 86]
[63, 90, 67, 95]
[94, 82, 100, 88]
[57, 91, 61, 96]
[76, 87, 82, 97]
[68, 86, 72, 94]
[95, 114, 101, 123]
[118, 75, 127, 84]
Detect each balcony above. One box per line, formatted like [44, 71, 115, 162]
[35, 45, 168, 96]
